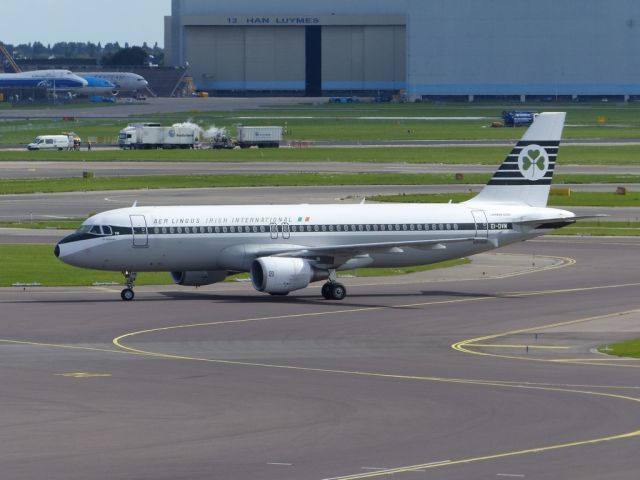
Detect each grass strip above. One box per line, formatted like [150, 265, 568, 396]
[1, 173, 640, 195]
[0, 244, 469, 287]
[2, 144, 640, 165]
[600, 338, 640, 358]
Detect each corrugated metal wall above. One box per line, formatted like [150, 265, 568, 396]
[322, 26, 405, 91]
[185, 26, 305, 91]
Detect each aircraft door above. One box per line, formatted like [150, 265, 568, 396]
[471, 210, 488, 239]
[130, 215, 149, 247]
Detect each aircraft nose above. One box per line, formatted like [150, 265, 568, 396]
[54, 243, 60, 258]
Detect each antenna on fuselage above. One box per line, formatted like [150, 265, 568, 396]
[132, 200, 138, 207]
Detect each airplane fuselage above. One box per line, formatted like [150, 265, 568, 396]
[79, 72, 148, 92]
[0, 70, 88, 90]
[56, 202, 573, 273]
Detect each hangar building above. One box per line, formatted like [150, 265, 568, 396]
[166, 0, 640, 99]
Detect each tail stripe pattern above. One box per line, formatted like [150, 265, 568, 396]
[487, 140, 560, 186]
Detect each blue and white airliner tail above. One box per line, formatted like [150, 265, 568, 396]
[55, 112, 580, 301]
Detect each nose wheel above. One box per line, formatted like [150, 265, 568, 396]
[121, 270, 137, 301]
[321, 282, 347, 300]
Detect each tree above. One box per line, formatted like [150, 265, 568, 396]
[103, 46, 148, 66]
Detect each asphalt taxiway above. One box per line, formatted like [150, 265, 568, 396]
[0, 236, 638, 480]
[4, 160, 640, 179]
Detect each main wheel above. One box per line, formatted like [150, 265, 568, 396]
[321, 282, 332, 299]
[121, 288, 135, 301]
[329, 283, 347, 300]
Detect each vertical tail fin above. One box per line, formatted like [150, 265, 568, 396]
[465, 112, 566, 207]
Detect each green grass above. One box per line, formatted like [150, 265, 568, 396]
[600, 338, 640, 358]
[0, 173, 485, 194]
[2, 172, 640, 195]
[3, 144, 640, 166]
[0, 244, 470, 287]
[0, 219, 86, 230]
[3, 102, 640, 144]
[0, 244, 169, 287]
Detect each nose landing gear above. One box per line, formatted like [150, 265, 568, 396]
[121, 270, 137, 301]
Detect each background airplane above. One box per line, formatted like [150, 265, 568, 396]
[77, 75, 118, 96]
[55, 113, 580, 301]
[77, 71, 148, 94]
[0, 69, 87, 91]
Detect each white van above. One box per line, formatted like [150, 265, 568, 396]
[27, 135, 70, 151]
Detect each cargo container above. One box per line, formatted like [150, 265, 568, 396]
[236, 126, 282, 148]
[118, 123, 200, 149]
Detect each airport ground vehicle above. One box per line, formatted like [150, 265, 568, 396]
[27, 135, 70, 150]
[118, 124, 200, 149]
[236, 126, 282, 148]
[502, 111, 536, 126]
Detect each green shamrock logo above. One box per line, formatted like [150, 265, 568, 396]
[518, 145, 548, 181]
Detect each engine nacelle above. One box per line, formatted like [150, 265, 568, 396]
[171, 270, 228, 286]
[251, 257, 327, 295]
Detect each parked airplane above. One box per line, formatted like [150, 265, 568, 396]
[55, 112, 580, 301]
[0, 69, 87, 90]
[77, 72, 148, 93]
[77, 75, 118, 96]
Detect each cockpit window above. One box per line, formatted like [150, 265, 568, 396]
[77, 224, 113, 236]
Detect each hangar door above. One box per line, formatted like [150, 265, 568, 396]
[322, 26, 406, 92]
[185, 26, 305, 91]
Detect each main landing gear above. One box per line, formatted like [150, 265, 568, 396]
[321, 269, 347, 300]
[121, 270, 137, 301]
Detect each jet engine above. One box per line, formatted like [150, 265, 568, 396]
[171, 270, 228, 286]
[250, 257, 327, 295]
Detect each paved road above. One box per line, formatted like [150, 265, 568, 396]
[0, 237, 638, 479]
[2, 160, 640, 179]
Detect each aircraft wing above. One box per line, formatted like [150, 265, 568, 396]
[274, 237, 477, 257]
[231, 237, 477, 270]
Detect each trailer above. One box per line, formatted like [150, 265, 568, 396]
[236, 126, 282, 148]
[118, 123, 200, 149]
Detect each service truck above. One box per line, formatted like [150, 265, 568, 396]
[236, 126, 282, 148]
[118, 123, 200, 149]
[27, 135, 71, 151]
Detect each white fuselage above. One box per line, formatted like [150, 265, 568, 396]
[0, 69, 88, 90]
[55, 202, 573, 273]
[79, 72, 148, 92]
